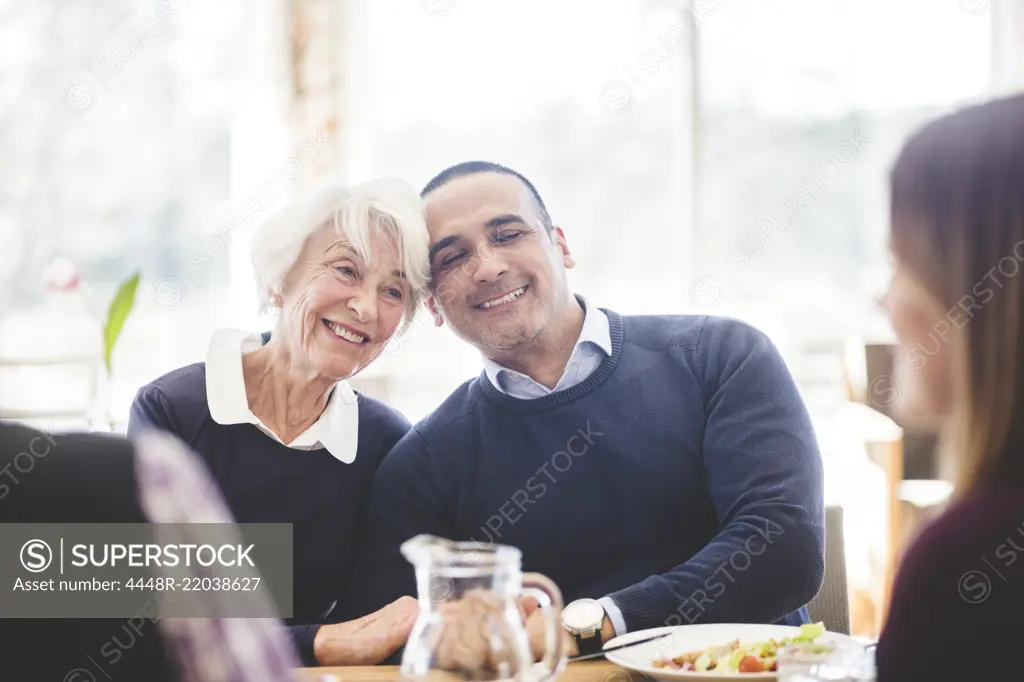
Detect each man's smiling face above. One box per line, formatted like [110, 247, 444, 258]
[424, 172, 576, 351]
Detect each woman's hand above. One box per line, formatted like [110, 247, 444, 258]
[313, 595, 420, 666]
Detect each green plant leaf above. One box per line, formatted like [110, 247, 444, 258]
[103, 271, 140, 374]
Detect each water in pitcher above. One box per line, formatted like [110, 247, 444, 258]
[398, 535, 567, 682]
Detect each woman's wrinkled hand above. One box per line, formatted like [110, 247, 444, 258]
[313, 595, 419, 666]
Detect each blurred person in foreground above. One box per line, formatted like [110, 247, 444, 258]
[127, 179, 428, 666]
[875, 94, 1024, 679]
[328, 161, 825, 663]
[0, 421, 299, 681]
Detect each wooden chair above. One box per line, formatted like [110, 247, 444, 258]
[807, 505, 851, 634]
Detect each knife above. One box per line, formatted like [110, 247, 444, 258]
[568, 633, 674, 662]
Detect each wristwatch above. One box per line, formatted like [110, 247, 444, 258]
[561, 598, 606, 657]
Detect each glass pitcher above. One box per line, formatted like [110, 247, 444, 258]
[399, 535, 567, 682]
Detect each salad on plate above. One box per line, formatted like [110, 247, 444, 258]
[651, 622, 831, 674]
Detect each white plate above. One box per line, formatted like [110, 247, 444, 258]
[602, 623, 860, 681]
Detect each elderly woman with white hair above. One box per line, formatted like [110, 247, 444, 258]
[128, 178, 428, 667]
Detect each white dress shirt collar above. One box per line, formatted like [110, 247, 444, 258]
[205, 328, 359, 463]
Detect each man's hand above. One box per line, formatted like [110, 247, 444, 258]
[524, 602, 615, 659]
[432, 590, 509, 672]
[524, 606, 572, 660]
[313, 595, 419, 666]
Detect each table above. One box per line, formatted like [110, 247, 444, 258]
[295, 661, 644, 682]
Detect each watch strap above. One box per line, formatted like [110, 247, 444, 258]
[573, 629, 604, 657]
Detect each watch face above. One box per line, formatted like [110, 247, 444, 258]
[562, 599, 604, 630]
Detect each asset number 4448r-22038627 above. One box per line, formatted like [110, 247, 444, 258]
[124, 577, 262, 591]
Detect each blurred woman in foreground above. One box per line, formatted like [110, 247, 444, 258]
[128, 178, 428, 667]
[877, 94, 1024, 679]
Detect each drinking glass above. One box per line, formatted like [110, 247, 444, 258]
[777, 640, 875, 682]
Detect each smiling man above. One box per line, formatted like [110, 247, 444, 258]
[335, 162, 825, 659]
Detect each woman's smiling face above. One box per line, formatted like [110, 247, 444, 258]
[274, 224, 410, 380]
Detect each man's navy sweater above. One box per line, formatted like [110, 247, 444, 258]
[339, 311, 825, 632]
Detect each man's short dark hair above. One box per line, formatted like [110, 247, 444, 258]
[421, 161, 553, 231]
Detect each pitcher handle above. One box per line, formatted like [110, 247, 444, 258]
[522, 572, 568, 682]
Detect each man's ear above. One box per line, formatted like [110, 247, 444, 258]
[551, 226, 575, 269]
[425, 297, 445, 327]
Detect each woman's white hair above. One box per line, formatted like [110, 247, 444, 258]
[249, 178, 430, 334]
